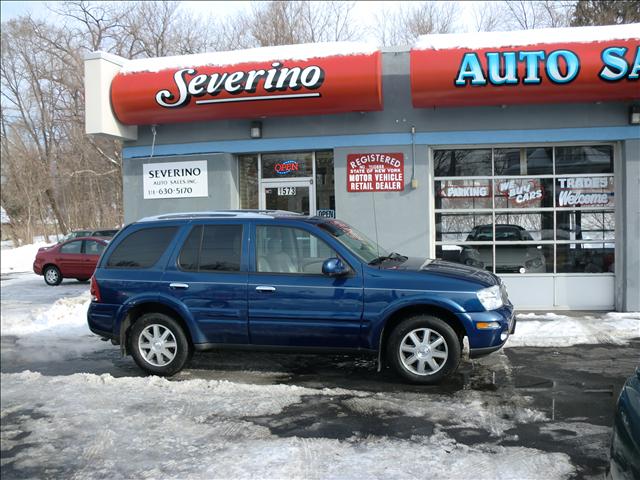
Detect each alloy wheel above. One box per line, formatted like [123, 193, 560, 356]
[399, 328, 448, 376]
[138, 324, 178, 367]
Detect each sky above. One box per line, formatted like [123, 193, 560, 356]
[0, 1, 479, 41]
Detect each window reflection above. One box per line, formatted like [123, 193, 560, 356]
[555, 146, 613, 174]
[433, 145, 615, 275]
[434, 149, 491, 177]
[557, 243, 615, 273]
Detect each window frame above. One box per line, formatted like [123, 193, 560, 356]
[59, 240, 83, 254]
[176, 224, 245, 274]
[83, 240, 107, 256]
[105, 226, 179, 270]
[252, 223, 353, 277]
[432, 143, 616, 276]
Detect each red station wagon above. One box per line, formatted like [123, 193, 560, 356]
[33, 237, 108, 285]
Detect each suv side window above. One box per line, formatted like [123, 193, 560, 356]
[178, 225, 243, 272]
[60, 240, 82, 254]
[107, 227, 178, 268]
[256, 225, 337, 274]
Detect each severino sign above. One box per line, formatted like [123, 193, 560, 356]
[110, 46, 382, 125]
[143, 160, 208, 199]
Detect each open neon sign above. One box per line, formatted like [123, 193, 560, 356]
[274, 160, 299, 175]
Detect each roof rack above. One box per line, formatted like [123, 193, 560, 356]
[137, 210, 302, 222]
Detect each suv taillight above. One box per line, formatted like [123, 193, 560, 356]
[90, 276, 101, 302]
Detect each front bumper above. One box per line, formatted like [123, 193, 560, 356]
[459, 304, 516, 358]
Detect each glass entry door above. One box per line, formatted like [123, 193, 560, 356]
[261, 179, 315, 215]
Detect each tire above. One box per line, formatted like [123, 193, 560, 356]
[43, 265, 62, 286]
[129, 313, 191, 376]
[386, 315, 461, 384]
[76, 278, 90, 283]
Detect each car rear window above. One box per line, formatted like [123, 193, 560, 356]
[85, 240, 106, 255]
[178, 225, 243, 272]
[107, 227, 178, 268]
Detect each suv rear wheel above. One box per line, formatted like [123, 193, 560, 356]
[387, 315, 461, 384]
[130, 313, 191, 376]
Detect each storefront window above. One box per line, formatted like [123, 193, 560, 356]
[433, 145, 615, 275]
[315, 151, 335, 215]
[238, 154, 258, 209]
[237, 151, 334, 215]
[261, 152, 313, 179]
[433, 149, 491, 177]
[435, 213, 493, 242]
[555, 145, 613, 174]
[493, 178, 553, 209]
[494, 148, 553, 175]
[435, 179, 492, 209]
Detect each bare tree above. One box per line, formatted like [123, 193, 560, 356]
[373, 1, 460, 47]
[471, 2, 505, 32]
[500, 1, 572, 30]
[245, 1, 360, 47]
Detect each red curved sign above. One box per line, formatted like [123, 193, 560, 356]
[111, 52, 382, 125]
[411, 40, 640, 108]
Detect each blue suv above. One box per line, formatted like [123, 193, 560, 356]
[88, 211, 515, 384]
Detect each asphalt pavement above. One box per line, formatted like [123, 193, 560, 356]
[1, 272, 639, 479]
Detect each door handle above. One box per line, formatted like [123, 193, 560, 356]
[255, 286, 276, 293]
[169, 283, 190, 290]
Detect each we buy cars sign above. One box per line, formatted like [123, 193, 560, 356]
[110, 44, 382, 125]
[347, 153, 404, 192]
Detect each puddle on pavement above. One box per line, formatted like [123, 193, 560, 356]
[247, 394, 436, 440]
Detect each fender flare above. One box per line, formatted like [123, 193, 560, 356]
[114, 293, 200, 353]
[371, 295, 471, 350]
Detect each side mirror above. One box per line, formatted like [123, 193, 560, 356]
[322, 257, 349, 277]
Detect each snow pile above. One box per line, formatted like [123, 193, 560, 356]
[508, 311, 640, 347]
[1, 242, 52, 274]
[120, 42, 379, 74]
[414, 22, 640, 50]
[1, 371, 575, 479]
[1, 291, 91, 337]
[0, 292, 102, 360]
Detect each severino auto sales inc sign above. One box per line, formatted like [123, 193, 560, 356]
[143, 160, 208, 199]
[347, 153, 405, 192]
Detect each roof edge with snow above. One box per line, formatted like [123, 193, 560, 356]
[414, 23, 640, 50]
[120, 41, 379, 74]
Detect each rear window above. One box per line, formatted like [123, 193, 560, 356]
[85, 240, 106, 255]
[107, 227, 178, 268]
[178, 225, 243, 272]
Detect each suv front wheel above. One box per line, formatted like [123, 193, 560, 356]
[130, 313, 191, 376]
[387, 315, 461, 384]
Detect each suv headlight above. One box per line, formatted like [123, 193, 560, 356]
[476, 285, 503, 311]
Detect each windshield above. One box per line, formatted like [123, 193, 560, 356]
[318, 219, 389, 263]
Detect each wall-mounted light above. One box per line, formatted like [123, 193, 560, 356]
[250, 121, 262, 138]
[630, 105, 640, 125]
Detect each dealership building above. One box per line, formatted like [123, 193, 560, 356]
[85, 24, 640, 311]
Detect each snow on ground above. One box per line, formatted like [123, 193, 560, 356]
[0, 371, 575, 479]
[1, 242, 52, 273]
[0, 291, 105, 360]
[1, 292, 90, 337]
[508, 312, 640, 348]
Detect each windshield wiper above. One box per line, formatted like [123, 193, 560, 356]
[368, 252, 407, 266]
